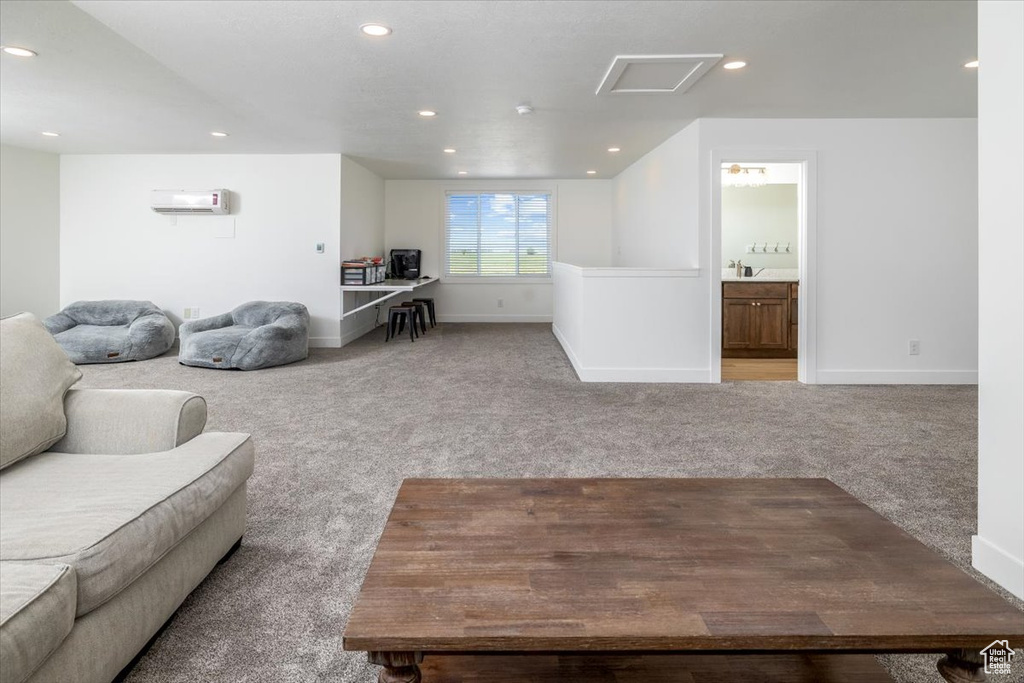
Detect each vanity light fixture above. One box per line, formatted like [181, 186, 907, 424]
[443, 148, 456, 154]
[723, 163, 767, 187]
[1, 46, 37, 57]
[360, 23, 392, 37]
[964, 60, 979, 69]
[723, 61, 747, 70]
[41, 131, 60, 137]
[607, 147, 621, 153]
[210, 131, 229, 137]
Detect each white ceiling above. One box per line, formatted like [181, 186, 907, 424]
[0, 0, 977, 179]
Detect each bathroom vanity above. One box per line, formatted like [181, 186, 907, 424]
[722, 280, 798, 357]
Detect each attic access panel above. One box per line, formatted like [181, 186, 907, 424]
[596, 54, 723, 95]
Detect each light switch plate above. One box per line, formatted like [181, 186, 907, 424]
[315, 242, 325, 254]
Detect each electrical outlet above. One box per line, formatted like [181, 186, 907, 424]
[184, 307, 201, 320]
[497, 298, 504, 308]
[908, 339, 920, 355]
[315, 242, 325, 254]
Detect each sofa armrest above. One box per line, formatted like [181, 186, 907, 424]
[42, 312, 76, 336]
[50, 389, 207, 454]
[128, 311, 175, 358]
[179, 312, 235, 340]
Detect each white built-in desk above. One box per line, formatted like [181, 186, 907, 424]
[340, 277, 437, 319]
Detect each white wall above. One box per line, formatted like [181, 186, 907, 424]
[384, 179, 612, 322]
[60, 154, 344, 345]
[0, 145, 60, 319]
[553, 263, 707, 382]
[699, 119, 978, 384]
[975, 0, 1024, 600]
[612, 121, 700, 268]
[609, 118, 979, 384]
[340, 156, 385, 344]
[722, 184, 799, 269]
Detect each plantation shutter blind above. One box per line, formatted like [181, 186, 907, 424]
[445, 192, 552, 277]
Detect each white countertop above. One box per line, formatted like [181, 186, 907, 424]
[340, 277, 436, 292]
[554, 262, 700, 278]
[722, 268, 799, 283]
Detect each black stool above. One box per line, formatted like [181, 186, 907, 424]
[412, 297, 436, 328]
[385, 306, 416, 342]
[400, 301, 428, 335]
[398, 304, 423, 339]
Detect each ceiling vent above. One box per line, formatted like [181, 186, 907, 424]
[596, 54, 723, 95]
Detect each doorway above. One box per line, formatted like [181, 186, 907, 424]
[709, 151, 817, 384]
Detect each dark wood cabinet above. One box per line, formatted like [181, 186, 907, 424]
[789, 283, 799, 352]
[722, 281, 798, 358]
[723, 299, 755, 349]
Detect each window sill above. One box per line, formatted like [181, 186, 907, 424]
[441, 276, 553, 285]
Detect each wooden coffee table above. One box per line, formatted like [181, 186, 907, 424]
[343, 479, 1024, 682]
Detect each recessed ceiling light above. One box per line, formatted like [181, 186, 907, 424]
[723, 61, 747, 70]
[964, 60, 979, 69]
[360, 23, 392, 37]
[457, 171, 468, 175]
[607, 147, 621, 153]
[210, 131, 229, 137]
[41, 131, 60, 137]
[586, 170, 597, 175]
[418, 110, 437, 118]
[443, 148, 456, 154]
[1, 46, 37, 57]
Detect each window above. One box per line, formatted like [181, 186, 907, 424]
[445, 192, 552, 278]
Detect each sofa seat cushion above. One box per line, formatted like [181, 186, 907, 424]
[0, 433, 253, 616]
[178, 324, 253, 369]
[0, 562, 76, 683]
[51, 324, 130, 363]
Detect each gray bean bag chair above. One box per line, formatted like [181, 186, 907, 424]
[178, 301, 309, 371]
[43, 300, 175, 364]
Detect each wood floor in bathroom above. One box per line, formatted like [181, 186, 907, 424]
[722, 359, 798, 381]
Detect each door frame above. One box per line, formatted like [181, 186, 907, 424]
[709, 149, 818, 383]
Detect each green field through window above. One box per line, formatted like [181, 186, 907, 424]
[445, 192, 551, 277]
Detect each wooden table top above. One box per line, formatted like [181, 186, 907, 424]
[343, 478, 1024, 653]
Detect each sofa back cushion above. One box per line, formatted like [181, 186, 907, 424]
[60, 300, 161, 326]
[231, 301, 309, 328]
[0, 314, 82, 470]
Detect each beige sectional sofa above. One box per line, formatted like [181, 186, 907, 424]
[0, 313, 254, 683]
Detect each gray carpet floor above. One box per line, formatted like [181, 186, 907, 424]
[74, 324, 1022, 682]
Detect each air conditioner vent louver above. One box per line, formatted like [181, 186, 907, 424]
[151, 189, 230, 215]
[152, 207, 217, 214]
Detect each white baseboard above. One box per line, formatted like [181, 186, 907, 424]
[815, 370, 978, 385]
[973, 535, 1024, 600]
[309, 336, 342, 349]
[338, 318, 379, 347]
[552, 324, 711, 383]
[438, 314, 553, 323]
[577, 366, 712, 383]
[552, 323, 585, 380]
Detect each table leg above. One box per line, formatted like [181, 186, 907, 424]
[937, 649, 986, 682]
[369, 651, 423, 683]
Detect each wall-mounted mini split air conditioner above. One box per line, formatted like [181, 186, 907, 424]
[151, 189, 230, 215]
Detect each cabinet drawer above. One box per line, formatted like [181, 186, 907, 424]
[723, 282, 789, 299]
